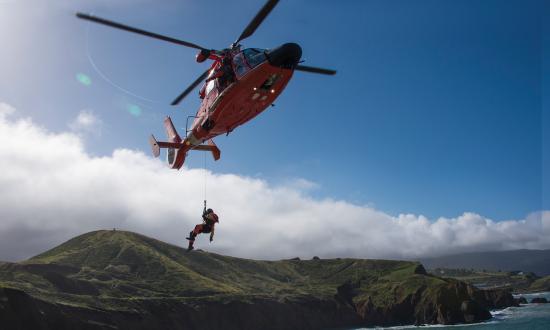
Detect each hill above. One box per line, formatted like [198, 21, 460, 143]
[421, 249, 550, 276]
[0, 230, 516, 330]
[528, 276, 550, 292]
[428, 268, 540, 292]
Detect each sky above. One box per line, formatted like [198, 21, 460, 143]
[0, 0, 548, 261]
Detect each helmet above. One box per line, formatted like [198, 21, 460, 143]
[206, 208, 213, 214]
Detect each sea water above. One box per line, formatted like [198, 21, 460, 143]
[356, 292, 550, 330]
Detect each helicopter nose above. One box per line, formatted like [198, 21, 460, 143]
[266, 43, 302, 69]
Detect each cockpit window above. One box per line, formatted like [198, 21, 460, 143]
[243, 48, 267, 68]
[233, 53, 248, 78]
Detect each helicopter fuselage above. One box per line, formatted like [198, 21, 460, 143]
[188, 52, 293, 144]
[77, 1, 334, 170]
[163, 44, 302, 169]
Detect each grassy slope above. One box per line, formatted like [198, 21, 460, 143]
[421, 250, 550, 276]
[528, 276, 550, 292]
[0, 230, 444, 312]
[428, 268, 539, 292]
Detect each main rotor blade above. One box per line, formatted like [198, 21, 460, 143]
[234, 0, 279, 45]
[76, 12, 207, 51]
[295, 65, 336, 75]
[171, 69, 210, 106]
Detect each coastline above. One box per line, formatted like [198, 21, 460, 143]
[355, 291, 550, 330]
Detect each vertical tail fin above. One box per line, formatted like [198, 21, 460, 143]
[161, 116, 187, 169]
[164, 116, 182, 143]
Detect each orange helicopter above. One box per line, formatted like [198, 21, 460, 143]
[77, 0, 335, 169]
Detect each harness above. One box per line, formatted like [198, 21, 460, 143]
[202, 201, 218, 226]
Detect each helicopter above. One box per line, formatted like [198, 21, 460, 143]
[77, 0, 335, 169]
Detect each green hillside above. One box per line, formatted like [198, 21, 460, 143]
[2, 230, 430, 306]
[528, 276, 550, 292]
[428, 268, 540, 292]
[0, 230, 515, 329]
[421, 249, 550, 276]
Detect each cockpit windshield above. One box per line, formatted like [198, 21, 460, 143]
[243, 48, 267, 68]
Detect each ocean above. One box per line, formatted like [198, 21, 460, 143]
[356, 292, 550, 330]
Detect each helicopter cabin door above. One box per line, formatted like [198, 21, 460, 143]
[205, 75, 217, 98]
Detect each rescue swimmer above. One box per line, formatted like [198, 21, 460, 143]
[186, 207, 219, 251]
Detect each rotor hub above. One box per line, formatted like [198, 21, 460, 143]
[265, 43, 302, 69]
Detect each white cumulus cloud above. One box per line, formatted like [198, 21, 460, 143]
[0, 103, 548, 262]
[0, 102, 15, 116]
[68, 110, 102, 136]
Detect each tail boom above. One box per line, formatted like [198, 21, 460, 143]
[149, 117, 221, 169]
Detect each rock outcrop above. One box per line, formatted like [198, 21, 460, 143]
[469, 287, 518, 309]
[352, 279, 497, 326]
[514, 297, 528, 304]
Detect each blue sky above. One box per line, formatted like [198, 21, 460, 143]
[0, 0, 547, 222]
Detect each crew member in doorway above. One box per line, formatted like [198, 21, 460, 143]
[205, 57, 235, 91]
[217, 56, 235, 90]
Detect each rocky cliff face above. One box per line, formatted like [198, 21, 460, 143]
[0, 230, 516, 330]
[469, 286, 518, 309]
[0, 285, 512, 330]
[0, 287, 362, 330]
[338, 273, 502, 326]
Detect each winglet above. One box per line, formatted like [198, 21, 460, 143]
[149, 134, 160, 158]
[208, 139, 221, 161]
[193, 139, 221, 161]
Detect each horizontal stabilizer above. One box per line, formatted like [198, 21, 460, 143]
[194, 139, 221, 161]
[149, 134, 186, 157]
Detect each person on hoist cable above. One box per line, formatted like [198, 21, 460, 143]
[186, 205, 219, 251]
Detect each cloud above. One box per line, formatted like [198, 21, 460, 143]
[0, 103, 549, 262]
[279, 178, 320, 191]
[68, 110, 102, 136]
[0, 102, 15, 116]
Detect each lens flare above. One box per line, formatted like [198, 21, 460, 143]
[127, 104, 142, 117]
[76, 73, 92, 86]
